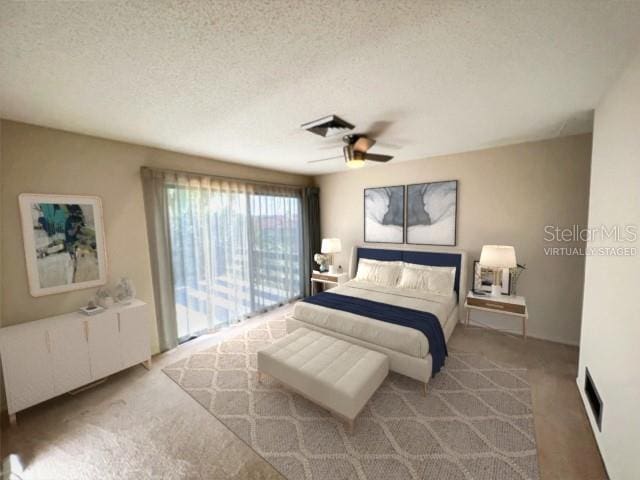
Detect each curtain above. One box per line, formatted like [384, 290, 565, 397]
[302, 187, 321, 296]
[143, 167, 304, 344]
[141, 168, 179, 352]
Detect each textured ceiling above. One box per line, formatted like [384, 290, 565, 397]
[1, 1, 640, 174]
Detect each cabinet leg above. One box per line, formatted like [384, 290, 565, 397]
[346, 419, 354, 434]
[466, 308, 470, 327]
[423, 382, 428, 397]
[523, 317, 527, 340]
[9, 414, 17, 427]
[142, 358, 152, 370]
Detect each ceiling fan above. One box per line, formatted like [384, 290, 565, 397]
[308, 134, 394, 169]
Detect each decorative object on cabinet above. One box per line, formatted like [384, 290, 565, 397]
[479, 245, 517, 296]
[406, 180, 457, 246]
[473, 260, 510, 295]
[114, 277, 136, 304]
[18, 193, 108, 297]
[0, 300, 151, 425]
[80, 300, 105, 316]
[509, 263, 527, 295]
[313, 253, 330, 273]
[95, 287, 114, 308]
[364, 185, 405, 243]
[321, 238, 342, 274]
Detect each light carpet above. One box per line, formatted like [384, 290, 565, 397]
[163, 319, 540, 480]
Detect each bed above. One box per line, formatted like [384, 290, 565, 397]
[285, 246, 467, 385]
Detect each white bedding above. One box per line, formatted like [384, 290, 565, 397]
[292, 279, 456, 359]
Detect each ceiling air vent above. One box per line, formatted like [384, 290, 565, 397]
[301, 115, 354, 137]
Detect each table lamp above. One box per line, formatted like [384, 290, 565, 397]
[321, 238, 342, 274]
[479, 245, 517, 296]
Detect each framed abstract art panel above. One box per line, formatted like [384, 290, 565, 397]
[18, 193, 108, 296]
[406, 180, 457, 246]
[364, 185, 405, 243]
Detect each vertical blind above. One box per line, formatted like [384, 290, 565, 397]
[164, 172, 303, 340]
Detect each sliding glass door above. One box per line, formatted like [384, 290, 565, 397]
[249, 191, 303, 312]
[166, 178, 302, 341]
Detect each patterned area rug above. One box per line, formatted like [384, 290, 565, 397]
[163, 319, 539, 480]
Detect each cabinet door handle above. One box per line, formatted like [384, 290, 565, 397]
[486, 302, 504, 309]
[118, 316, 121, 332]
[84, 321, 89, 342]
[45, 331, 51, 353]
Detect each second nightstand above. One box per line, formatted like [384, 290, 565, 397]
[311, 271, 349, 295]
[464, 291, 528, 339]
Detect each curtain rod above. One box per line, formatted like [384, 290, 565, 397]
[140, 166, 310, 190]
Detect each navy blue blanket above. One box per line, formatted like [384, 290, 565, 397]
[302, 292, 448, 376]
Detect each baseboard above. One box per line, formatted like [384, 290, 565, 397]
[465, 319, 579, 347]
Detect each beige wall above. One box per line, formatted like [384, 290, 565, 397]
[578, 51, 640, 479]
[0, 121, 3, 335]
[0, 121, 593, 350]
[0, 120, 311, 353]
[315, 134, 592, 345]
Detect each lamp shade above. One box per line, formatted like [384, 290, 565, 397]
[479, 245, 517, 268]
[321, 238, 342, 254]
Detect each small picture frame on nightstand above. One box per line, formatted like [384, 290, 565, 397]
[473, 260, 511, 295]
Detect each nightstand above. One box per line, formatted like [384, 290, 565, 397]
[311, 271, 349, 294]
[464, 291, 528, 339]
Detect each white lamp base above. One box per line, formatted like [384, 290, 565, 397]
[328, 265, 338, 275]
[491, 284, 502, 296]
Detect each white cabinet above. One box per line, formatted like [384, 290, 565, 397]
[50, 317, 92, 395]
[0, 323, 55, 414]
[87, 311, 122, 379]
[0, 300, 151, 423]
[119, 304, 151, 367]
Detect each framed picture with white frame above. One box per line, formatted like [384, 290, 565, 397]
[472, 260, 511, 295]
[19, 193, 108, 297]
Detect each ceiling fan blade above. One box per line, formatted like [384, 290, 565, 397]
[307, 155, 343, 164]
[363, 153, 393, 162]
[373, 140, 403, 150]
[353, 136, 376, 152]
[316, 142, 344, 150]
[366, 120, 393, 138]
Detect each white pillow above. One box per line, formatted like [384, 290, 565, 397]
[427, 268, 456, 296]
[397, 265, 429, 290]
[355, 258, 376, 282]
[371, 261, 404, 287]
[355, 259, 403, 287]
[398, 262, 456, 296]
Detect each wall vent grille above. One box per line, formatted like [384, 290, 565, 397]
[300, 115, 354, 137]
[585, 367, 603, 431]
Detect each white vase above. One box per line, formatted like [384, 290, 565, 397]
[98, 296, 114, 309]
[115, 277, 136, 304]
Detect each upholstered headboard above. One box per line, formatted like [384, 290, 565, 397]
[350, 246, 466, 301]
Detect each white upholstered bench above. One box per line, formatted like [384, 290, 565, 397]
[257, 327, 389, 432]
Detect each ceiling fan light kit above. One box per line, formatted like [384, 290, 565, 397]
[346, 159, 366, 169]
[343, 144, 365, 168]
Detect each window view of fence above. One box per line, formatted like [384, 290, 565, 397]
[167, 183, 302, 341]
